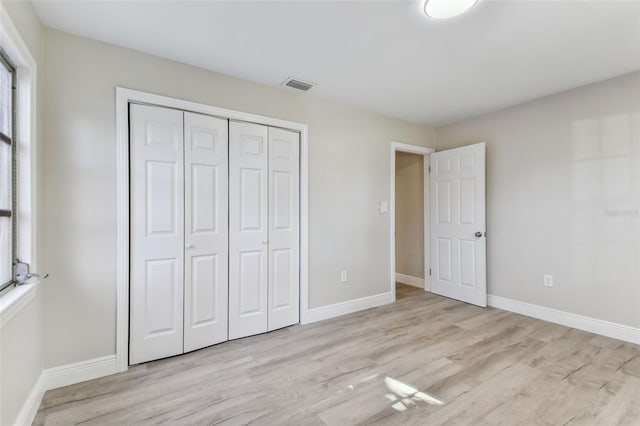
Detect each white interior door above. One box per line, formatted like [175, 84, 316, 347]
[267, 127, 300, 331]
[183, 112, 229, 352]
[229, 121, 269, 339]
[430, 142, 487, 307]
[130, 104, 185, 364]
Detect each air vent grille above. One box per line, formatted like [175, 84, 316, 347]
[282, 77, 316, 92]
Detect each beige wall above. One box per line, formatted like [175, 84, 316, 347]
[41, 29, 435, 367]
[395, 152, 424, 279]
[0, 289, 44, 425]
[0, 1, 45, 425]
[437, 71, 640, 328]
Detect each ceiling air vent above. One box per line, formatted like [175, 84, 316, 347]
[282, 77, 316, 92]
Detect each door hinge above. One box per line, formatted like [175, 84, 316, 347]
[428, 165, 431, 173]
[429, 268, 432, 276]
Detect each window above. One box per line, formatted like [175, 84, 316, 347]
[0, 49, 15, 294]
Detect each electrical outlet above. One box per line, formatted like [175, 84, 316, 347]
[340, 270, 348, 283]
[543, 274, 554, 288]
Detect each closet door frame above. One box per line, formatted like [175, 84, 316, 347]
[115, 88, 309, 373]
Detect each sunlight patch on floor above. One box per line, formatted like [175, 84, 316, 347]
[384, 376, 444, 411]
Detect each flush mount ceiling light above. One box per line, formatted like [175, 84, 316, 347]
[424, 0, 479, 19]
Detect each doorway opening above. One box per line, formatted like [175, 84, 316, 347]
[395, 151, 426, 294]
[389, 142, 434, 301]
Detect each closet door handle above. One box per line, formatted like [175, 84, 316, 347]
[262, 240, 268, 245]
[185, 244, 194, 249]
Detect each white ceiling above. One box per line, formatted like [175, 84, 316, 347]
[32, 0, 640, 126]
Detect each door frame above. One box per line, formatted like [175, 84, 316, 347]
[390, 142, 434, 300]
[115, 87, 309, 372]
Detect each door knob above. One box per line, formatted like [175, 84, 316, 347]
[475, 232, 483, 238]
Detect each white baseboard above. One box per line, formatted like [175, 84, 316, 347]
[303, 292, 394, 324]
[488, 295, 640, 345]
[395, 273, 425, 289]
[43, 354, 118, 390]
[13, 372, 45, 426]
[13, 355, 118, 425]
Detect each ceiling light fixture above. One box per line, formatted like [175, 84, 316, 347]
[424, 0, 478, 19]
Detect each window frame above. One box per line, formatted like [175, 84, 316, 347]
[0, 3, 38, 306]
[0, 48, 16, 295]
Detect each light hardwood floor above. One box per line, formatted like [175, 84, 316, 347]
[35, 284, 640, 425]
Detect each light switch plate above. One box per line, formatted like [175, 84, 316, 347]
[378, 201, 388, 214]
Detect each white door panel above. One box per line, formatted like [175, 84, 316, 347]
[131, 107, 301, 359]
[430, 142, 487, 307]
[130, 104, 184, 364]
[239, 250, 266, 315]
[268, 127, 300, 331]
[183, 112, 229, 352]
[229, 121, 269, 339]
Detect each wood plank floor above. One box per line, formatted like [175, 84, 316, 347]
[34, 284, 640, 425]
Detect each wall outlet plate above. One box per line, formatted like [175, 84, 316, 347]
[378, 201, 388, 214]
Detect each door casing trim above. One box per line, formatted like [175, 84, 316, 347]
[390, 142, 434, 301]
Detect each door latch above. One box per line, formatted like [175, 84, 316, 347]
[14, 259, 49, 284]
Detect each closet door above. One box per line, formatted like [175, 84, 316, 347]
[183, 112, 229, 352]
[229, 121, 269, 339]
[268, 128, 300, 331]
[130, 104, 184, 365]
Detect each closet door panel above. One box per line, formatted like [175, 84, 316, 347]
[229, 121, 269, 339]
[184, 112, 229, 352]
[268, 127, 300, 331]
[130, 104, 184, 365]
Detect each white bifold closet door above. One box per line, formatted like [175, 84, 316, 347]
[130, 104, 185, 364]
[130, 105, 229, 364]
[229, 121, 269, 339]
[229, 121, 300, 340]
[267, 127, 300, 331]
[183, 112, 229, 352]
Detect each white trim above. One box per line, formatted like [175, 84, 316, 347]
[13, 372, 45, 426]
[0, 283, 36, 327]
[390, 142, 434, 301]
[0, 1, 39, 270]
[304, 292, 394, 324]
[115, 89, 129, 373]
[0, 3, 39, 328]
[43, 355, 118, 391]
[299, 120, 310, 326]
[13, 355, 118, 425]
[395, 273, 425, 289]
[488, 295, 640, 345]
[115, 87, 310, 372]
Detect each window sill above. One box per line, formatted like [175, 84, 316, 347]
[0, 283, 37, 328]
